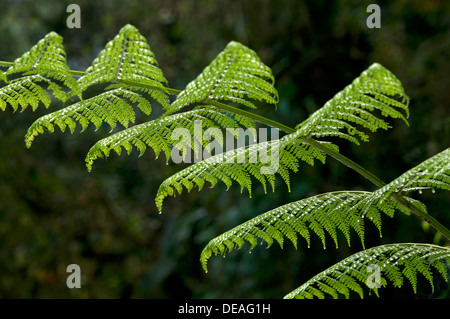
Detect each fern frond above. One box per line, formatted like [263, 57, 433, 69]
[155, 63, 412, 211]
[378, 147, 449, 198]
[25, 85, 153, 147]
[76, 24, 169, 100]
[155, 131, 338, 211]
[84, 106, 256, 171]
[354, 147, 449, 218]
[165, 41, 278, 114]
[200, 191, 418, 273]
[297, 63, 410, 145]
[284, 243, 450, 299]
[25, 25, 171, 146]
[0, 32, 77, 111]
[0, 75, 52, 112]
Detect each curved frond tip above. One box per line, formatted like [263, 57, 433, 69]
[297, 63, 410, 146]
[25, 85, 153, 148]
[25, 24, 172, 146]
[155, 133, 337, 212]
[0, 31, 77, 112]
[76, 24, 169, 100]
[166, 41, 278, 114]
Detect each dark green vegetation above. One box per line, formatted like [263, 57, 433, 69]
[0, 0, 449, 298]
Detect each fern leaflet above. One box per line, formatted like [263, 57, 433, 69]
[76, 24, 169, 96]
[283, 243, 450, 299]
[25, 85, 154, 147]
[155, 63, 410, 211]
[155, 132, 338, 212]
[199, 191, 422, 273]
[165, 41, 278, 115]
[0, 32, 77, 112]
[297, 63, 410, 146]
[25, 25, 170, 147]
[375, 147, 449, 199]
[85, 106, 256, 171]
[353, 147, 449, 219]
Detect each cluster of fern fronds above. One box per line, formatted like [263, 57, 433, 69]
[1, 24, 449, 299]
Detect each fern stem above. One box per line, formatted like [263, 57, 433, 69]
[301, 138, 385, 187]
[206, 99, 295, 133]
[1, 60, 448, 240]
[0, 61, 14, 68]
[116, 79, 181, 96]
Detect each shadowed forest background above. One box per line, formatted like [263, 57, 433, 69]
[0, 0, 449, 298]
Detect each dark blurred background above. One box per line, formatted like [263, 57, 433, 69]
[0, 0, 449, 298]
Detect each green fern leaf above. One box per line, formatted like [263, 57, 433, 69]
[0, 75, 52, 112]
[155, 63, 411, 211]
[76, 24, 169, 100]
[200, 191, 414, 273]
[25, 25, 171, 147]
[284, 243, 450, 299]
[165, 41, 278, 114]
[199, 148, 446, 273]
[0, 32, 77, 111]
[354, 147, 449, 218]
[155, 131, 338, 211]
[381, 147, 449, 197]
[84, 106, 256, 171]
[297, 63, 410, 146]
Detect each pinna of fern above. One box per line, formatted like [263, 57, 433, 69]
[0, 31, 77, 112]
[199, 147, 449, 272]
[75, 24, 169, 96]
[154, 132, 338, 212]
[164, 40, 279, 115]
[155, 63, 410, 211]
[83, 38, 279, 172]
[351, 147, 449, 223]
[297, 63, 410, 146]
[199, 191, 423, 273]
[283, 243, 450, 299]
[0, 24, 447, 300]
[84, 106, 257, 171]
[25, 24, 170, 148]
